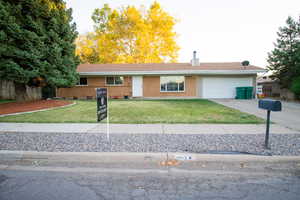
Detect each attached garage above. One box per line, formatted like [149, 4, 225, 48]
[201, 77, 254, 98]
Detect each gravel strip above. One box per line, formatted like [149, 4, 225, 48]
[0, 133, 300, 156]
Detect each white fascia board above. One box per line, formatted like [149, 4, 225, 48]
[79, 69, 266, 76]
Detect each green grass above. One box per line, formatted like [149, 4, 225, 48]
[0, 99, 264, 124]
[0, 99, 14, 104]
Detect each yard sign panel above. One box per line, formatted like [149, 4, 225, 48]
[96, 88, 107, 122]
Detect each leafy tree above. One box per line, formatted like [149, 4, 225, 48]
[267, 16, 300, 94]
[76, 2, 179, 64]
[0, 0, 79, 101]
[75, 33, 99, 64]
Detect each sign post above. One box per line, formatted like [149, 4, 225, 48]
[96, 88, 109, 140]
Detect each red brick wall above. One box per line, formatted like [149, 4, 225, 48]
[57, 76, 132, 99]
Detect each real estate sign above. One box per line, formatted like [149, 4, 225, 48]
[96, 88, 108, 122]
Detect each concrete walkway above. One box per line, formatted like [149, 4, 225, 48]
[0, 122, 299, 134]
[211, 99, 300, 132]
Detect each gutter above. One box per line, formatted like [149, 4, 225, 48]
[79, 70, 266, 76]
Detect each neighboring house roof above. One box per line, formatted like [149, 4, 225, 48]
[77, 62, 265, 76]
[257, 75, 278, 83]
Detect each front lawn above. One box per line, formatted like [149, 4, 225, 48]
[0, 99, 264, 123]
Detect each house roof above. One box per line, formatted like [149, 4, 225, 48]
[77, 62, 265, 76]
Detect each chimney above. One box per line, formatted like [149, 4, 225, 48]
[191, 51, 200, 66]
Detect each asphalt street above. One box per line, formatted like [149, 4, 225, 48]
[1, 152, 300, 200]
[1, 167, 300, 200]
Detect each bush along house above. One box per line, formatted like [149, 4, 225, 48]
[57, 52, 265, 99]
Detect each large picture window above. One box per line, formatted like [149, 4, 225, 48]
[106, 76, 124, 85]
[160, 76, 185, 92]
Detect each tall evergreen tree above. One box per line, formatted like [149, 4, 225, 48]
[267, 16, 300, 97]
[0, 0, 79, 101]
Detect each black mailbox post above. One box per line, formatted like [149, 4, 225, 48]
[258, 99, 282, 149]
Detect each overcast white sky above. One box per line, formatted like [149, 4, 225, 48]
[65, 0, 300, 68]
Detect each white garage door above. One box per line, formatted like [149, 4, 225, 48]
[202, 77, 253, 98]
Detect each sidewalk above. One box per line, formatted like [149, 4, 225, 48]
[0, 122, 299, 134]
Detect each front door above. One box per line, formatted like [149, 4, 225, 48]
[132, 76, 143, 97]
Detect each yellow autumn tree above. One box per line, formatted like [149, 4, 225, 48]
[75, 33, 98, 64]
[76, 2, 179, 64]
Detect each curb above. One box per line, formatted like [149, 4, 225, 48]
[1, 151, 299, 174]
[1, 150, 300, 162]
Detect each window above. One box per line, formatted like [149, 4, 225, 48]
[106, 76, 124, 85]
[160, 76, 185, 92]
[77, 77, 87, 86]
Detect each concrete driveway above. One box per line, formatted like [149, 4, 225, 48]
[211, 99, 300, 132]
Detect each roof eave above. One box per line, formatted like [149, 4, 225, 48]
[79, 70, 266, 76]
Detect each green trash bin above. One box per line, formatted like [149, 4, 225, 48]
[245, 87, 253, 99]
[236, 87, 246, 99]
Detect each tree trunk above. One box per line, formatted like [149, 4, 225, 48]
[14, 82, 29, 102]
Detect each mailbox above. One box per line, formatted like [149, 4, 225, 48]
[258, 99, 282, 149]
[258, 99, 282, 111]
